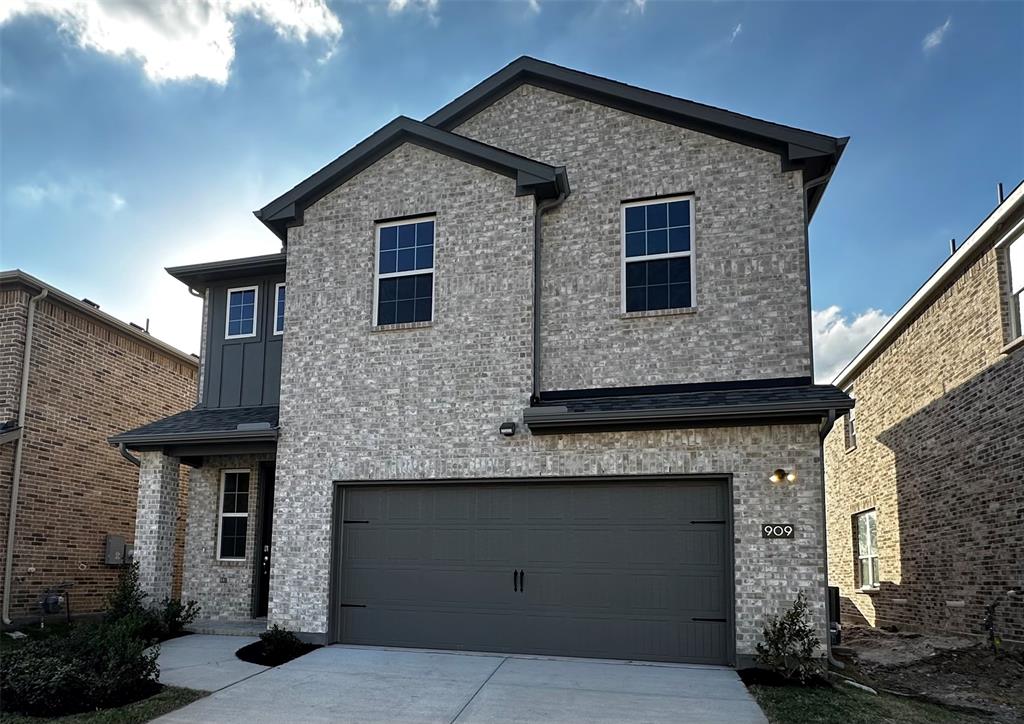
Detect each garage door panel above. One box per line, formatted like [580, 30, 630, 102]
[337, 481, 730, 664]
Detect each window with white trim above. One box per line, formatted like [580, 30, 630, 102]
[225, 286, 258, 339]
[621, 196, 695, 313]
[217, 470, 250, 560]
[855, 509, 879, 590]
[844, 386, 857, 451]
[274, 283, 286, 335]
[375, 217, 434, 325]
[1008, 234, 1023, 339]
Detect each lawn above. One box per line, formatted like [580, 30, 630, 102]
[0, 686, 206, 724]
[748, 682, 992, 724]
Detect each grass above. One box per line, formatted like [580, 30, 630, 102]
[748, 682, 992, 724]
[0, 686, 206, 724]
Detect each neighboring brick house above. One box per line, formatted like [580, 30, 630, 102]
[114, 57, 853, 667]
[824, 182, 1024, 642]
[0, 271, 197, 624]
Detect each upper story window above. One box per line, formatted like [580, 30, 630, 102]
[375, 217, 434, 326]
[854, 509, 879, 590]
[226, 286, 258, 339]
[844, 386, 857, 451]
[1008, 235, 1023, 340]
[621, 196, 695, 313]
[274, 283, 286, 335]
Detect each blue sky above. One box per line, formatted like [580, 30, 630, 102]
[1, 0, 1022, 380]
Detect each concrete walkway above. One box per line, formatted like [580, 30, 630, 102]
[155, 643, 767, 723]
[157, 634, 268, 691]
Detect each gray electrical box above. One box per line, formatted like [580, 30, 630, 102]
[105, 534, 126, 565]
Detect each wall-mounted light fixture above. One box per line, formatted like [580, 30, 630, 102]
[499, 422, 517, 437]
[769, 468, 797, 484]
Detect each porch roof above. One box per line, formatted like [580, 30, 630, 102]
[110, 405, 279, 450]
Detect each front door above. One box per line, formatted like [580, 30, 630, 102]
[254, 463, 275, 617]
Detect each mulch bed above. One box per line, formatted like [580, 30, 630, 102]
[235, 640, 320, 667]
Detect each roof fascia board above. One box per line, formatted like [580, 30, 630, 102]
[833, 179, 1024, 387]
[255, 116, 561, 242]
[425, 58, 840, 158]
[522, 404, 844, 434]
[0, 270, 197, 366]
[109, 428, 279, 448]
[166, 253, 287, 289]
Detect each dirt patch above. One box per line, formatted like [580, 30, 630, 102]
[838, 625, 1024, 723]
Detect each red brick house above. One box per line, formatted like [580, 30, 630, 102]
[0, 270, 198, 625]
[824, 181, 1024, 642]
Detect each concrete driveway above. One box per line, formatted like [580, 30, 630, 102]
[156, 644, 766, 724]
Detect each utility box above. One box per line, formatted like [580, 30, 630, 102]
[104, 534, 127, 565]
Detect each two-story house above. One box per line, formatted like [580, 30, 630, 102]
[112, 57, 851, 667]
[824, 182, 1023, 642]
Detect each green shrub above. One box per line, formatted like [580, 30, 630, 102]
[106, 561, 200, 642]
[755, 591, 823, 684]
[260, 624, 307, 661]
[0, 618, 159, 716]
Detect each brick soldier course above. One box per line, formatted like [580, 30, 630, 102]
[825, 183, 1024, 642]
[0, 271, 197, 623]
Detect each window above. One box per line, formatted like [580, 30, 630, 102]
[274, 283, 286, 335]
[226, 286, 258, 339]
[844, 386, 857, 451]
[855, 509, 879, 590]
[375, 217, 434, 325]
[621, 196, 695, 313]
[217, 470, 250, 560]
[1008, 235, 1023, 339]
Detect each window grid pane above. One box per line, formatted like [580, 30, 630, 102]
[623, 199, 693, 312]
[624, 200, 692, 259]
[227, 289, 256, 337]
[219, 472, 250, 559]
[625, 257, 691, 313]
[377, 219, 434, 325]
[275, 286, 285, 332]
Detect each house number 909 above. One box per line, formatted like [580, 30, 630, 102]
[762, 524, 794, 538]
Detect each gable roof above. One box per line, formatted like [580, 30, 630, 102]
[424, 56, 847, 218]
[0, 269, 197, 366]
[255, 116, 569, 241]
[833, 179, 1024, 388]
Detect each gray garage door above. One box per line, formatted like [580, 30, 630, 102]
[335, 480, 731, 664]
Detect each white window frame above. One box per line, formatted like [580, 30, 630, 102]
[225, 285, 259, 340]
[273, 282, 286, 336]
[1007, 234, 1023, 341]
[844, 385, 857, 452]
[620, 194, 697, 314]
[373, 215, 436, 326]
[855, 509, 879, 590]
[216, 469, 250, 561]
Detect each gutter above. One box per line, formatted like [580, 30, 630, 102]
[817, 407, 845, 669]
[530, 179, 569, 402]
[110, 427, 279, 449]
[118, 442, 141, 467]
[4, 287, 48, 625]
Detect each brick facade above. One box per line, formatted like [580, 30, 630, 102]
[267, 86, 829, 658]
[0, 278, 196, 622]
[824, 216, 1024, 642]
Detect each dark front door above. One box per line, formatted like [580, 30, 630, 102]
[255, 463, 275, 617]
[334, 480, 731, 664]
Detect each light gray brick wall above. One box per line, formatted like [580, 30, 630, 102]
[135, 451, 181, 602]
[270, 112, 827, 656]
[452, 84, 812, 390]
[181, 454, 273, 619]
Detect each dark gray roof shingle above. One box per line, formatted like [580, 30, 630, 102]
[111, 406, 279, 445]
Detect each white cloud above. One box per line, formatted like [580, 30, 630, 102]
[526, 0, 540, 13]
[0, 0, 342, 85]
[10, 177, 127, 215]
[922, 16, 951, 53]
[387, 0, 439, 14]
[630, 0, 646, 13]
[812, 306, 891, 383]
[730, 22, 742, 43]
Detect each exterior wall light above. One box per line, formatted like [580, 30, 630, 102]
[499, 422, 516, 437]
[769, 468, 797, 484]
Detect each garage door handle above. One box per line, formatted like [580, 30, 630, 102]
[519, 569, 524, 592]
[513, 569, 519, 592]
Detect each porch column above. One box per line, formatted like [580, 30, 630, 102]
[135, 450, 180, 603]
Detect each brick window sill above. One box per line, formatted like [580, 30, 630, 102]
[855, 587, 880, 595]
[1002, 335, 1024, 355]
[370, 320, 433, 333]
[619, 307, 696, 320]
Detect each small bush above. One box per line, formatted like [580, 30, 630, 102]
[106, 561, 200, 642]
[0, 618, 159, 716]
[236, 624, 319, 667]
[755, 591, 823, 684]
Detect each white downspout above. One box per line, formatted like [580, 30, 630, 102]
[3, 288, 48, 625]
